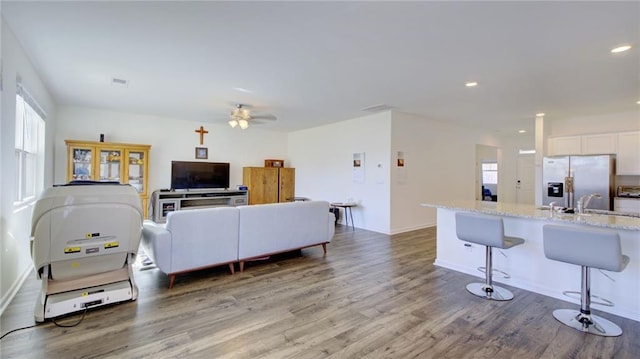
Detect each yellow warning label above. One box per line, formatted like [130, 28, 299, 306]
[82, 292, 88, 297]
[85, 232, 100, 238]
[64, 247, 81, 253]
[104, 241, 119, 249]
[71, 262, 80, 268]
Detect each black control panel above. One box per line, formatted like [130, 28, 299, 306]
[547, 182, 564, 197]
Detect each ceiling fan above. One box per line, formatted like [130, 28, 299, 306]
[227, 104, 276, 129]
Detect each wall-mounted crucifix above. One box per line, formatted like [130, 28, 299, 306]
[195, 126, 209, 145]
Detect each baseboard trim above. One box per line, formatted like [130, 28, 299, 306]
[0, 264, 33, 317]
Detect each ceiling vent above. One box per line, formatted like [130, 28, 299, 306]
[361, 104, 393, 112]
[111, 78, 129, 87]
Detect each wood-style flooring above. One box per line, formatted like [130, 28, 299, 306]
[1, 225, 638, 358]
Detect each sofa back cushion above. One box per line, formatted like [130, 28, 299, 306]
[165, 206, 239, 272]
[238, 201, 333, 259]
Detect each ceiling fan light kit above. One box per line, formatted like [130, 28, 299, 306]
[226, 103, 276, 130]
[228, 104, 252, 129]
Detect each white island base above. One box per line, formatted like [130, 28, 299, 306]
[431, 205, 640, 322]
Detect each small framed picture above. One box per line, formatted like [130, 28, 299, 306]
[195, 147, 208, 159]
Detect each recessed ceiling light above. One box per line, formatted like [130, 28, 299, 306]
[611, 45, 632, 53]
[518, 130, 526, 133]
[536, 113, 545, 117]
[636, 100, 640, 104]
[465, 81, 478, 87]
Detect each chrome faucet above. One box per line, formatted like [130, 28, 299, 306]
[577, 193, 602, 214]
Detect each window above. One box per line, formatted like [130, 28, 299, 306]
[15, 85, 45, 205]
[482, 162, 498, 185]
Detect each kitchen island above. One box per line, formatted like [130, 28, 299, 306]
[421, 200, 640, 322]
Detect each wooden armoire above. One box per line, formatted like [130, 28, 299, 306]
[242, 167, 295, 205]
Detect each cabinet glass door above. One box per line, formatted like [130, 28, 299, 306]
[71, 147, 94, 180]
[99, 149, 122, 182]
[126, 150, 145, 193]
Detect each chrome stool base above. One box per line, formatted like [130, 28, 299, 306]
[466, 283, 514, 301]
[552, 309, 622, 337]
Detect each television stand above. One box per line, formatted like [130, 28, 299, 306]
[151, 189, 248, 223]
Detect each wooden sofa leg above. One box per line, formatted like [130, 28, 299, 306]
[228, 263, 235, 275]
[322, 243, 327, 254]
[168, 274, 176, 289]
[239, 261, 244, 273]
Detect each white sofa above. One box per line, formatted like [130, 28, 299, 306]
[141, 201, 335, 288]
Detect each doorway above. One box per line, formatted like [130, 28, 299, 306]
[475, 144, 499, 201]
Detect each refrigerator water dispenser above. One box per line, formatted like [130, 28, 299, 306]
[547, 182, 564, 197]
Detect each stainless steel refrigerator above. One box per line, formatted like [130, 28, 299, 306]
[542, 155, 615, 210]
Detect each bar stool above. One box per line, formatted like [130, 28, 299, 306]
[543, 224, 629, 337]
[455, 212, 525, 301]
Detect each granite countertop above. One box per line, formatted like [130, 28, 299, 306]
[421, 200, 640, 231]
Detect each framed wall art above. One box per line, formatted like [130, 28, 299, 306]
[195, 147, 208, 159]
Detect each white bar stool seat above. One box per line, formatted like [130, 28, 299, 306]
[543, 224, 629, 337]
[455, 212, 525, 301]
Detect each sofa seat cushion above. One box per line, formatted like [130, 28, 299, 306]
[238, 201, 333, 260]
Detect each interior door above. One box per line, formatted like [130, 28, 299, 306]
[516, 154, 535, 204]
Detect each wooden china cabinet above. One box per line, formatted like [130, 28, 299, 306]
[65, 140, 151, 218]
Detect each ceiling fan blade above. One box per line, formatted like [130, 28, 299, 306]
[250, 114, 277, 121]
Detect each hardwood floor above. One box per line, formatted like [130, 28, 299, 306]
[1, 225, 638, 358]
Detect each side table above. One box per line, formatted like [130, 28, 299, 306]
[330, 202, 357, 230]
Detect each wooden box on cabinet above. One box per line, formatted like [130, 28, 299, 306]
[264, 159, 284, 167]
[243, 166, 295, 205]
[65, 140, 151, 218]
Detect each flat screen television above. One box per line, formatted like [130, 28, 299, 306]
[171, 161, 230, 190]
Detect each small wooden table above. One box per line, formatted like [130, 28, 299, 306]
[330, 202, 357, 230]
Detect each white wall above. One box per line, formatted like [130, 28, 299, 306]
[1, 18, 57, 315]
[288, 112, 392, 233]
[390, 112, 501, 233]
[288, 110, 502, 234]
[55, 106, 289, 192]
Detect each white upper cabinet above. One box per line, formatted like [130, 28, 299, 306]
[548, 133, 622, 157]
[581, 133, 617, 155]
[617, 131, 640, 175]
[548, 136, 581, 155]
